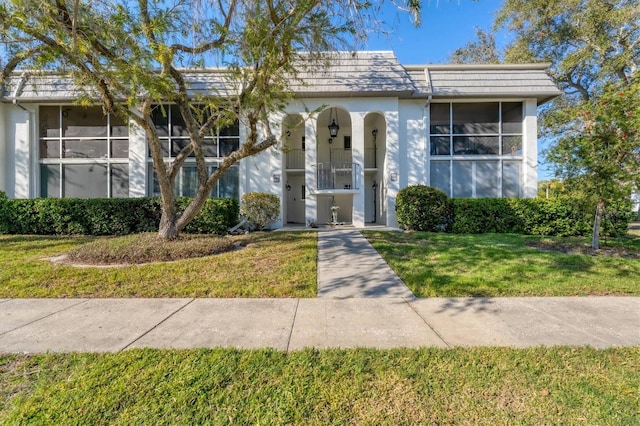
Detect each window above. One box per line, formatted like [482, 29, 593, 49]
[344, 136, 351, 150]
[146, 105, 240, 199]
[148, 165, 239, 199]
[39, 106, 129, 198]
[148, 105, 239, 158]
[429, 102, 524, 198]
[430, 102, 523, 156]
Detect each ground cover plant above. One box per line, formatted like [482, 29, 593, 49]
[0, 232, 316, 298]
[1, 347, 638, 424]
[364, 231, 640, 297]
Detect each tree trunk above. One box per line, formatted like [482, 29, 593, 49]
[592, 200, 605, 250]
[158, 212, 179, 240]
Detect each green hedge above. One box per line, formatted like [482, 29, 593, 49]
[451, 197, 632, 237]
[396, 185, 453, 232]
[0, 193, 238, 236]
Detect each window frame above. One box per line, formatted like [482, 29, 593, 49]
[38, 105, 130, 198]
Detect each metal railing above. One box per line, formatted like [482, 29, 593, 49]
[365, 147, 377, 168]
[286, 149, 305, 169]
[316, 162, 360, 190]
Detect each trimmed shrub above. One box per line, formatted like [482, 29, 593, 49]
[179, 197, 239, 234]
[240, 192, 280, 230]
[396, 185, 453, 232]
[450, 197, 633, 237]
[0, 197, 237, 236]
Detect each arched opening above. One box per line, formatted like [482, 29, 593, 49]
[316, 106, 353, 224]
[364, 112, 387, 225]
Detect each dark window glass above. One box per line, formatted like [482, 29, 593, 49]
[40, 106, 60, 137]
[430, 104, 450, 134]
[111, 139, 129, 158]
[40, 165, 60, 198]
[502, 136, 523, 156]
[453, 136, 499, 155]
[171, 105, 189, 136]
[111, 164, 129, 198]
[453, 103, 499, 134]
[40, 139, 60, 159]
[430, 136, 450, 155]
[220, 138, 239, 156]
[62, 106, 107, 138]
[344, 136, 351, 150]
[502, 102, 523, 133]
[151, 106, 169, 136]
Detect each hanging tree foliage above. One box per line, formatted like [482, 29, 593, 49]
[0, 0, 420, 239]
[494, 0, 639, 248]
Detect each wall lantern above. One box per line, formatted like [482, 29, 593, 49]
[272, 174, 281, 183]
[389, 172, 398, 182]
[328, 108, 340, 139]
[371, 128, 378, 141]
[286, 183, 292, 191]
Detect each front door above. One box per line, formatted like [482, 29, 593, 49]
[286, 174, 305, 224]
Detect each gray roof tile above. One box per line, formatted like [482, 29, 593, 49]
[2, 52, 561, 104]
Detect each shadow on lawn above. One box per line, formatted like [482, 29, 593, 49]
[365, 231, 640, 297]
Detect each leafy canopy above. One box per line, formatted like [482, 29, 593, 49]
[0, 0, 420, 238]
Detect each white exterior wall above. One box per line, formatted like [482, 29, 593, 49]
[128, 116, 147, 197]
[399, 100, 427, 187]
[8, 104, 35, 198]
[0, 93, 544, 228]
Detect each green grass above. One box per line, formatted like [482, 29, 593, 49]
[364, 231, 640, 297]
[1, 347, 638, 424]
[0, 232, 317, 298]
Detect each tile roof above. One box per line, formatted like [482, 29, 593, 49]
[1, 52, 561, 104]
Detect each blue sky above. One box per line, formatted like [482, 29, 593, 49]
[365, 0, 508, 64]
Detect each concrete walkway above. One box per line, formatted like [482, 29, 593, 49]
[317, 229, 414, 298]
[0, 228, 639, 353]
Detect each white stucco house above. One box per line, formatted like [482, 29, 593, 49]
[0, 51, 561, 228]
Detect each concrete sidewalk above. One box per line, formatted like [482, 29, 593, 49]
[1, 228, 638, 353]
[1, 297, 638, 353]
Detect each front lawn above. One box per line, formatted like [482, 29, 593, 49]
[0, 232, 317, 298]
[1, 347, 638, 424]
[364, 231, 640, 297]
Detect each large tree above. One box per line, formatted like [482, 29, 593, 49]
[493, 0, 639, 248]
[0, 0, 420, 239]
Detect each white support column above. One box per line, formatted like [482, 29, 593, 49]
[269, 115, 284, 229]
[385, 111, 400, 227]
[128, 115, 147, 197]
[304, 115, 317, 226]
[522, 99, 538, 198]
[351, 111, 365, 227]
[11, 106, 33, 199]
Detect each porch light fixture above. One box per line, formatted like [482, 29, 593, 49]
[328, 108, 340, 139]
[286, 183, 291, 191]
[371, 128, 378, 140]
[272, 174, 280, 183]
[390, 172, 398, 182]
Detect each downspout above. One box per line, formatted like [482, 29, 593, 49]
[11, 71, 30, 111]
